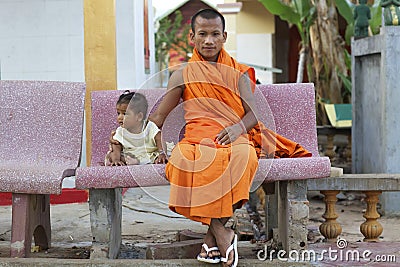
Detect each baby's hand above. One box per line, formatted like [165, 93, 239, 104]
[109, 130, 120, 146]
[109, 160, 126, 166]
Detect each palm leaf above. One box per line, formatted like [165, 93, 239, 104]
[259, 0, 300, 25]
[369, 1, 382, 34]
[335, 0, 355, 25]
[293, 0, 313, 20]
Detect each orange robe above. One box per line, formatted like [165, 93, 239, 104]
[165, 48, 310, 225]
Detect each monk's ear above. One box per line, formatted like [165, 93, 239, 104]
[190, 31, 195, 42]
[223, 31, 227, 43]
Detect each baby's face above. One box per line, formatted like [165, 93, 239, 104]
[116, 103, 128, 126]
[123, 108, 143, 132]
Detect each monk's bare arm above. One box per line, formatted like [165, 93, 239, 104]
[215, 71, 258, 145]
[237, 71, 258, 132]
[149, 69, 184, 128]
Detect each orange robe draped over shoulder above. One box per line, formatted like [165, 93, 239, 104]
[165, 48, 310, 225]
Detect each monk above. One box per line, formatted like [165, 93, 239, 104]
[149, 9, 310, 267]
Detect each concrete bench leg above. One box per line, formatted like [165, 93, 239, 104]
[262, 183, 278, 240]
[89, 188, 122, 259]
[278, 180, 309, 252]
[11, 194, 51, 257]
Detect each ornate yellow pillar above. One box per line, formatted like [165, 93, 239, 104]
[83, 0, 117, 165]
[319, 190, 342, 241]
[360, 191, 383, 241]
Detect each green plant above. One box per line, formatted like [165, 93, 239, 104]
[154, 10, 191, 63]
[335, 0, 382, 101]
[335, 0, 382, 45]
[259, 0, 316, 83]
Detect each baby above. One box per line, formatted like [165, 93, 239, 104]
[106, 91, 167, 166]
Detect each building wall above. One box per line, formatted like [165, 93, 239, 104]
[220, 0, 239, 58]
[274, 16, 290, 83]
[117, 0, 156, 89]
[236, 1, 274, 34]
[235, 0, 275, 84]
[0, 0, 156, 88]
[0, 0, 85, 81]
[0, 0, 156, 166]
[224, 13, 238, 58]
[352, 27, 400, 215]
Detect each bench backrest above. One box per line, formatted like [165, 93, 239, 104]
[90, 89, 167, 166]
[0, 80, 85, 169]
[256, 83, 318, 156]
[90, 83, 318, 166]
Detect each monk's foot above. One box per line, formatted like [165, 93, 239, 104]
[215, 228, 236, 267]
[198, 229, 220, 261]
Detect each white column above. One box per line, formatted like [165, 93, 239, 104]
[116, 0, 155, 89]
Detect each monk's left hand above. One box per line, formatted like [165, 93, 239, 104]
[215, 123, 244, 145]
[155, 153, 168, 164]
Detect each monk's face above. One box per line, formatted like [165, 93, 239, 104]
[190, 16, 227, 62]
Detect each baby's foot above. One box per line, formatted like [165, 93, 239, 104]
[125, 155, 139, 165]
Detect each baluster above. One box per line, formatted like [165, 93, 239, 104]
[319, 190, 342, 241]
[360, 191, 383, 241]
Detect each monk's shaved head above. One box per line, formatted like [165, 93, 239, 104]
[191, 9, 225, 32]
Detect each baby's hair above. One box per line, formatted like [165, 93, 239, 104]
[117, 90, 148, 117]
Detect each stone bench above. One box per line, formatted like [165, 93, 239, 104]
[76, 83, 331, 258]
[0, 80, 85, 257]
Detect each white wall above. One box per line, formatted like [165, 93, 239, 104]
[236, 33, 273, 84]
[0, 0, 156, 168]
[0, 0, 156, 88]
[0, 0, 85, 81]
[116, 0, 156, 89]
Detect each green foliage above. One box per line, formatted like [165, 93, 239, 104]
[259, 0, 316, 43]
[258, 0, 300, 25]
[154, 11, 191, 63]
[369, 1, 383, 34]
[335, 0, 382, 44]
[335, 0, 382, 99]
[259, 0, 316, 83]
[335, 0, 355, 24]
[338, 70, 352, 98]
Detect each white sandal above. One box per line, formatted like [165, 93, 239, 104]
[197, 243, 221, 264]
[220, 234, 238, 267]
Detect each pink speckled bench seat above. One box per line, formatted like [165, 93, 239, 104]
[76, 84, 330, 189]
[0, 80, 85, 257]
[75, 84, 330, 259]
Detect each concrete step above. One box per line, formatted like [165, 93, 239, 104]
[0, 258, 313, 266]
